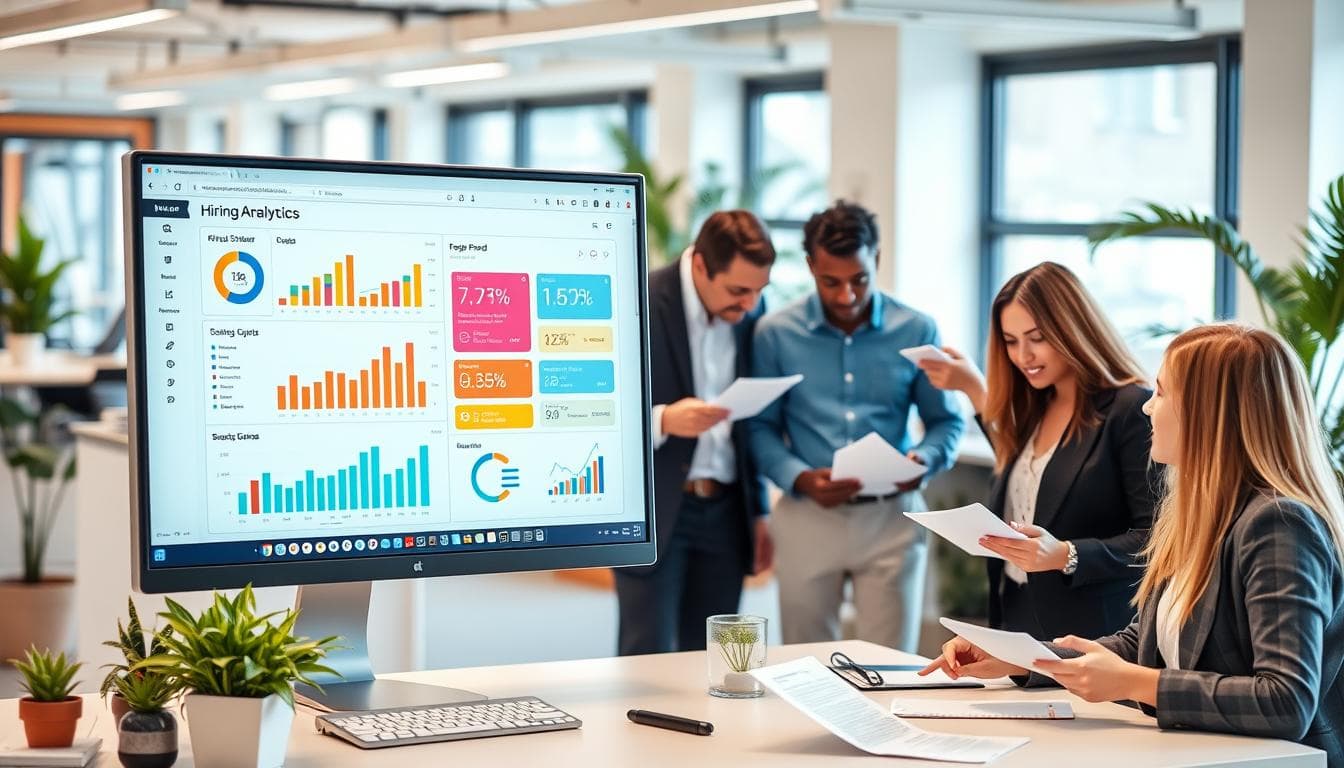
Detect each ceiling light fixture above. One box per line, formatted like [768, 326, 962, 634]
[381, 61, 510, 89]
[822, 0, 1197, 39]
[456, 0, 819, 53]
[263, 77, 360, 102]
[0, 0, 185, 52]
[115, 90, 185, 111]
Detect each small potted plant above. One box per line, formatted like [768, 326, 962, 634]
[706, 614, 766, 698]
[112, 663, 179, 768]
[101, 598, 173, 724]
[135, 586, 340, 768]
[10, 645, 83, 748]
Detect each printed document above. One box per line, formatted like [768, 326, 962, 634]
[904, 503, 1027, 558]
[751, 657, 1029, 763]
[712, 374, 803, 421]
[940, 618, 1062, 674]
[832, 432, 928, 494]
[900, 345, 954, 365]
[891, 699, 1074, 720]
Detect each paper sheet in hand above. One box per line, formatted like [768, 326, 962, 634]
[891, 699, 1074, 720]
[900, 344, 954, 365]
[832, 431, 927, 494]
[903, 503, 1027, 558]
[940, 617, 1062, 674]
[751, 657, 1028, 763]
[712, 374, 803, 420]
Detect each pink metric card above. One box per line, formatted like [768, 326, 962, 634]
[452, 272, 532, 352]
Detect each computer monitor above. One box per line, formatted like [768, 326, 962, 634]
[122, 151, 654, 709]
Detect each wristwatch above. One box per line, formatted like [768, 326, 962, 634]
[1062, 541, 1079, 575]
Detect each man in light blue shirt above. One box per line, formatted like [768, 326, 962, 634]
[749, 200, 964, 651]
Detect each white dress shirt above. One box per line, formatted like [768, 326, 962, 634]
[1003, 427, 1057, 585]
[1156, 584, 1182, 669]
[650, 249, 737, 483]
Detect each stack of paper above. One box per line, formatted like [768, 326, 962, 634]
[0, 738, 102, 767]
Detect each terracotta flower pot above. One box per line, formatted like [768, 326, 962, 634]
[18, 696, 82, 748]
[111, 693, 133, 724]
[0, 578, 76, 659]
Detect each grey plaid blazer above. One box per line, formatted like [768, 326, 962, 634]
[1030, 494, 1344, 764]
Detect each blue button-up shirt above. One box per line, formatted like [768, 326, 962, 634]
[748, 292, 965, 495]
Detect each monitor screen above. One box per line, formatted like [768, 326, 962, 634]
[124, 152, 654, 593]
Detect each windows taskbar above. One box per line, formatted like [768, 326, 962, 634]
[147, 520, 647, 568]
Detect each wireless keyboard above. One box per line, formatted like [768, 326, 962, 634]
[315, 695, 582, 749]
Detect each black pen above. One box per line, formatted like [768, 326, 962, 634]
[627, 709, 714, 736]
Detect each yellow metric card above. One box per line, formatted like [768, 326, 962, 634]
[539, 325, 613, 353]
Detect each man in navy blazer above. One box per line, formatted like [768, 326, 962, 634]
[615, 210, 775, 655]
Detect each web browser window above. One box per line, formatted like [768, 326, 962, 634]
[133, 158, 646, 570]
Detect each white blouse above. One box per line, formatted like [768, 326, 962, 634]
[1156, 585, 1182, 669]
[1003, 428, 1058, 585]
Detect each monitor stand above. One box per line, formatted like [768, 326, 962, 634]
[291, 581, 485, 711]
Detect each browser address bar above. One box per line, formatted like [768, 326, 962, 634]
[189, 181, 568, 209]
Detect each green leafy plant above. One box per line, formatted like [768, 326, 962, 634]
[135, 585, 341, 710]
[112, 665, 178, 713]
[0, 216, 77, 335]
[608, 126, 820, 266]
[711, 623, 761, 673]
[1089, 174, 1344, 466]
[101, 598, 174, 700]
[935, 538, 990, 619]
[0, 397, 76, 582]
[10, 646, 82, 702]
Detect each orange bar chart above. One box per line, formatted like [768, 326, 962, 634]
[276, 342, 428, 412]
[279, 253, 426, 308]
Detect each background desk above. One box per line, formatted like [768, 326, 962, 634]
[0, 640, 1323, 766]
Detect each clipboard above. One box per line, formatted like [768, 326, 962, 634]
[827, 662, 984, 691]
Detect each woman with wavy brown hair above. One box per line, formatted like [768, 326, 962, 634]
[919, 261, 1158, 640]
[924, 324, 1344, 763]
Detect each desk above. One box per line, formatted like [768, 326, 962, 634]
[0, 351, 124, 386]
[0, 641, 1322, 766]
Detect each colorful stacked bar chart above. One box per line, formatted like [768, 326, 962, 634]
[277, 254, 424, 308]
[237, 444, 431, 514]
[275, 342, 427, 412]
[548, 445, 606, 496]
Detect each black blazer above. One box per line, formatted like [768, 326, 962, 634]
[640, 261, 768, 573]
[983, 384, 1160, 639]
[1036, 494, 1344, 765]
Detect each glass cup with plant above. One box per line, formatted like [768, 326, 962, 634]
[706, 614, 766, 698]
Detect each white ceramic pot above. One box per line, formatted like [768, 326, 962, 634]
[0, 579, 75, 659]
[6, 332, 46, 367]
[183, 693, 294, 768]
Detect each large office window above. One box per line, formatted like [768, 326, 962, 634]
[448, 92, 647, 171]
[982, 37, 1240, 370]
[745, 74, 829, 305]
[280, 107, 388, 160]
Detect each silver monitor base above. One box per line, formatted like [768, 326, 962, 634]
[292, 581, 486, 712]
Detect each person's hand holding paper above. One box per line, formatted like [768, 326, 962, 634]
[902, 503, 1027, 558]
[831, 432, 928, 497]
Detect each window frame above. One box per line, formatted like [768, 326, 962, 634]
[446, 91, 648, 167]
[743, 72, 827, 236]
[979, 35, 1242, 352]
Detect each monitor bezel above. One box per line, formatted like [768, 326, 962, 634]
[124, 150, 656, 594]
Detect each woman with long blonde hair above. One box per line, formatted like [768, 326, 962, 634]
[923, 324, 1344, 762]
[919, 261, 1158, 639]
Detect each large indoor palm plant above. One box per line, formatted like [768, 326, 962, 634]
[1088, 174, 1344, 466]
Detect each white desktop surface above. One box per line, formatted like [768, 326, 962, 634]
[0, 351, 124, 386]
[0, 641, 1322, 767]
